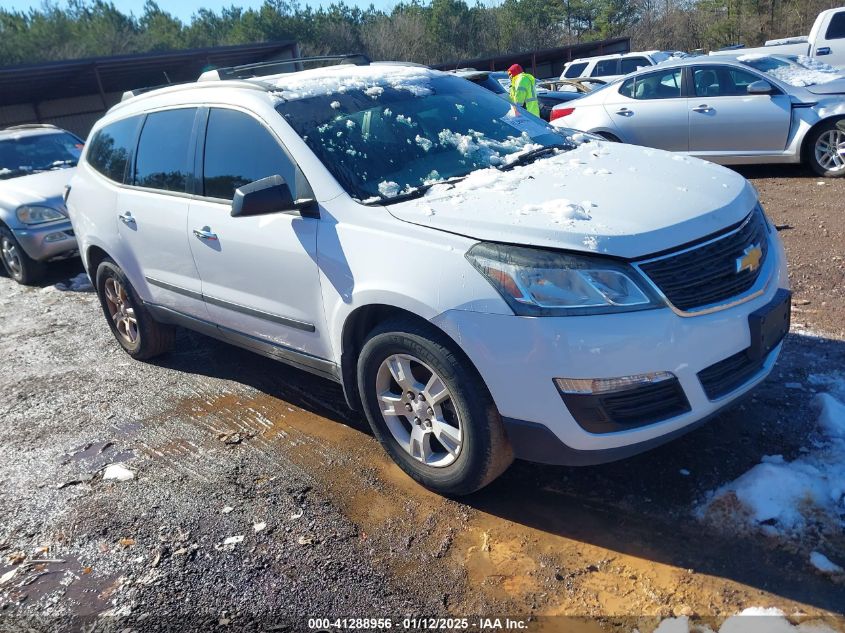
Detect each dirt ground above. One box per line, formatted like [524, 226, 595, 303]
[1, 165, 844, 632]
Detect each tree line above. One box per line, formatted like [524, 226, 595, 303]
[0, 0, 842, 69]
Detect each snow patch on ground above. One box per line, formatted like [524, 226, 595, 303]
[656, 610, 839, 632]
[809, 550, 843, 574]
[697, 386, 845, 537]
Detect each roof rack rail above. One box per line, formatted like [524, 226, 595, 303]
[199, 54, 371, 81]
[121, 83, 183, 102]
[4, 123, 60, 131]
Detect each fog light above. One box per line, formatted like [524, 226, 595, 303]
[554, 371, 675, 395]
[44, 232, 69, 243]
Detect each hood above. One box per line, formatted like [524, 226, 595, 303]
[0, 168, 75, 210]
[805, 78, 845, 96]
[386, 142, 755, 260]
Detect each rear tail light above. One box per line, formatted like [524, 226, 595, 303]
[550, 107, 575, 121]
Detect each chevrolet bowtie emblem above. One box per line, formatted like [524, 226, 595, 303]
[737, 244, 763, 274]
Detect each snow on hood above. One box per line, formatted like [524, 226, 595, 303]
[268, 65, 438, 102]
[0, 168, 74, 210]
[739, 54, 845, 87]
[386, 142, 755, 260]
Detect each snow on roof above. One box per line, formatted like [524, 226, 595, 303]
[267, 64, 440, 102]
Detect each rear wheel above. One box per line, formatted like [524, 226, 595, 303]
[95, 258, 174, 359]
[357, 317, 513, 495]
[0, 226, 45, 285]
[807, 119, 845, 177]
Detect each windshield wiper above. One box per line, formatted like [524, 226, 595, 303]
[500, 144, 571, 170]
[364, 174, 469, 206]
[40, 159, 77, 170]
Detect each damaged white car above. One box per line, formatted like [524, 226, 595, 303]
[68, 60, 790, 495]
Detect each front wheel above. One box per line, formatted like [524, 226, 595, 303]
[807, 119, 845, 177]
[357, 318, 513, 496]
[0, 226, 45, 285]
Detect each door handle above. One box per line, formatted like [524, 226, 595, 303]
[615, 108, 633, 116]
[118, 211, 135, 226]
[193, 227, 218, 241]
[692, 104, 712, 113]
[816, 47, 831, 55]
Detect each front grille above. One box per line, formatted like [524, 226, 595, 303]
[558, 378, 691, 434]
[638, 210, 769, 312]
[698, 350, 765, 400]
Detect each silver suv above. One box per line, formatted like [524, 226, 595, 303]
[0, 124, 82, 284]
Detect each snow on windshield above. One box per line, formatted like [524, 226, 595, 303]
[269, 65, 436, 102]
[739, 54, 844, 87]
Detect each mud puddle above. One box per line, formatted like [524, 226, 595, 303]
[130, 384, 845, 628]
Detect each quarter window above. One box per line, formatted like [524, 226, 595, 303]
[87, 117, 140, 183]
[591, 59, 619, 77]
[202, 109, 295, 201]
[134, 109, 196, 192]
[825, 12, 845, 39]
[563, 62, 588, 78]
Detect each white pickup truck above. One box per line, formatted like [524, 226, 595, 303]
[711, 7, 845, 67]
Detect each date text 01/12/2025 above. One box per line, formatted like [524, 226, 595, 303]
[307, 617, 530, 630]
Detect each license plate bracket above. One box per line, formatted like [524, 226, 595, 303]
[748, 289, 791, 361]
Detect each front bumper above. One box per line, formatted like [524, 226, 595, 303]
[13, 220, 78, 262]
[432, 233, 789, 465]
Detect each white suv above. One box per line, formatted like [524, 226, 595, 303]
[561, 51, 682, 82]
[68, 59, 790, 495]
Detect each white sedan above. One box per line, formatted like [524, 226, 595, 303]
[550, 55, 845, 177]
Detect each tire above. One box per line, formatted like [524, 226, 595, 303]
[95, 258, 174, 360]
[357, 317, 513, 496]
[806, 118, 845, 178]
[0, 226, 46, 285]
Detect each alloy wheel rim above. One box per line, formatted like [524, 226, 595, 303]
[814, 129, 845, 173]
[375, 353, 463, 468]
[1, 237, 22, 277]
[104, 277, 139, 345]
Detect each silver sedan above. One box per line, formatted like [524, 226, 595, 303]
[550, 55, 845, 177]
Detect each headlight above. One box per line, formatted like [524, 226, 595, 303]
[16, 205, 66, 225]
[466, 242, 663, 316]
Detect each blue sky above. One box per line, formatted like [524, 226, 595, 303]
[5, 0, 402, 22]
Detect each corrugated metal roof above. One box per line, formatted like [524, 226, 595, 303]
[0, 41, 298, 106]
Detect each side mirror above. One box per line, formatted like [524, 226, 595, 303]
[747, 80, 774, 95]
[231, 175, 318, 218]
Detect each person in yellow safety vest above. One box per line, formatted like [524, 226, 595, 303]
[507, 63, 540, 117]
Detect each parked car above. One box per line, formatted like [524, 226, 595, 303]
[710, 7, 845, 68]
[451, 69, 581, 122]
[538, 77, 607, 93]
[560, 50, 686, 83]
[550, 56, 845, 176]
[0, 124, 82, 284]
[68, 60, 790, 495]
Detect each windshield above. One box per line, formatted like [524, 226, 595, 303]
[0, 131, 82, 180]
[274, 72, 576, 203]
[739, 54, 844, 87]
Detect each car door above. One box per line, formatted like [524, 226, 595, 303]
[117, 107, 207, 319]
[602, 67, 689, 151]
[816, 10, 845, 64]
[187, 107, 331, 363]
[687, 65, 791, 154]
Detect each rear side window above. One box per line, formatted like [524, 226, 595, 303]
[620, 57, 651, 75]
[203, 108, 295, 201]
[619, 68, 682, 100]
[564, 62, 588, 78]
[825, 12, 845, 39]
[87, 117, 140, 183]
[134, 109, 196, 193]
[591, 59, 619, 77]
